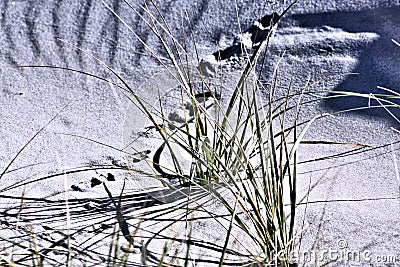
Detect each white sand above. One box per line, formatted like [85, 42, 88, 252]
[1, 0, 400, 266]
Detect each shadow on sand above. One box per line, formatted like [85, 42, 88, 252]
[290, 6, 400, 122]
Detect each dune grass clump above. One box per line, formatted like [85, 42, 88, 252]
[107, 1, 316, 265]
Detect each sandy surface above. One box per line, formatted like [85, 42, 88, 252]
[1, 0, 400, 266]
